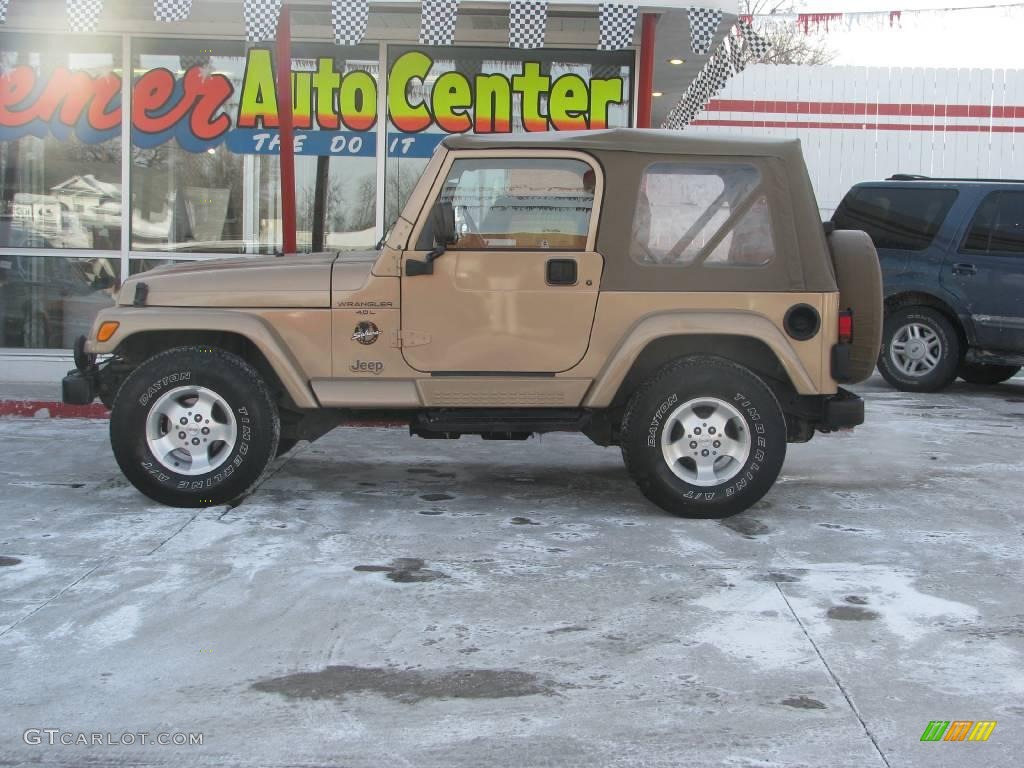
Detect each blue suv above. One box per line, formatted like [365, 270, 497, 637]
[833, 176, 1024, 391]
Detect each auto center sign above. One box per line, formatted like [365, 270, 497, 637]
[0, 49, 626, 158]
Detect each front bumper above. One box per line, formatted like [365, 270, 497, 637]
[62, 369, 97, 405]
[821, 388, 864, 430]
[61, 335, 99, 405]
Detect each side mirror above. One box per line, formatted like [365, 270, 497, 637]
[405, 202, 457, 277]
[431, 201, 457, 248]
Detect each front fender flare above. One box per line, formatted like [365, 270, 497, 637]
[86, 307, 319, 408]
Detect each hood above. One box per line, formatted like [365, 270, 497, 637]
[119, 251, 376, 308]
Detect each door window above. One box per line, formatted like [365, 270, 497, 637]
[832, 187, 957, 251]
[962, 191, 1024, 254]
[434, 158, 596, 250]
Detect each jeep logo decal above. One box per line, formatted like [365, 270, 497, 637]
[350, 360, 384, 375]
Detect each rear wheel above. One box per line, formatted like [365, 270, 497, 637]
[110, 347, 279, 507]
[877, 306, 961, 392]
[620, 356, 786, 519]
[957, 363, 1021, 385]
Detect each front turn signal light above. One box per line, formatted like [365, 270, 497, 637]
[96, 321, 120, 342]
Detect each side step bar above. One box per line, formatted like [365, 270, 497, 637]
[411, 408, 590, 440]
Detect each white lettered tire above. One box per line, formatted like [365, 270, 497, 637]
[110, 347, 280, 507]
[620, 356, 787, 518]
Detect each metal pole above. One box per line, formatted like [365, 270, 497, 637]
[636, 14, 657, 129]
[276, 5, 298, 254]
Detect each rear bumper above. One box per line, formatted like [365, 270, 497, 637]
[821, 388, 864, 430]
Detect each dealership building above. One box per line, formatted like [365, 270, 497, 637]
[0, 0, 737, 381]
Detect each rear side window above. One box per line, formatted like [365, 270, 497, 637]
[962, 191, 1024, 254]
[833, 187, 957, 251]
[631, 163, 775, 267]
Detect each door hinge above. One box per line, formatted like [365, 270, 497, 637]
[392, 329, 431, 348]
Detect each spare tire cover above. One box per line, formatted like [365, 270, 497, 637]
[828, 229, 883, 383]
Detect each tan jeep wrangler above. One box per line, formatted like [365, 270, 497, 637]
[63, 129, 882, 518]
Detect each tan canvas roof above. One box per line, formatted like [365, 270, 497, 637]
[443, 129, 804, 160]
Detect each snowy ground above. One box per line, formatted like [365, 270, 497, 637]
[1, 374, 1022, 767]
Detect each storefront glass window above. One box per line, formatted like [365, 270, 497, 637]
[0, 33, 122, 250]
[130, 39, 378, 255]
[384, 46, 633, 230]
[0, 253, 118, 348]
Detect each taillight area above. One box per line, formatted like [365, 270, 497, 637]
[838, 309, 854, 344]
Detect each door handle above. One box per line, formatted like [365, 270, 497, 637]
[546, 259, 578, 285]
[952, 262, 977, 276]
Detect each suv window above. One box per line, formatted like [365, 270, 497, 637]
[631, 163, 774, 267]
[833, 186, 957, 251]
[962, 190, 1024, 254]
[437, 158, 595, 251]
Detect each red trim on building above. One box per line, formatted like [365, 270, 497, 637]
[277, 6, 298, 255]
[0, 400, 406, 426]
[705, 98, 1024, 119]
[636, 14, 656, 128]
[0, 400, 110, 419]
[691, 118, 1024, 133]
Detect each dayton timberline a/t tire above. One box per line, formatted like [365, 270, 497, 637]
[110, 347, 280, 508]
[621, 356, 787, 519]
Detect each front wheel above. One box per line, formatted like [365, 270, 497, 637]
[110, 347, 279, 507]
[620, 356, 787, 519]
[957, 363, 1021, 385]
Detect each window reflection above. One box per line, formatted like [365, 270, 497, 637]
[131, 41, 379, 254]
[0, 254, 117, 348]
[0, 35, 122, 250]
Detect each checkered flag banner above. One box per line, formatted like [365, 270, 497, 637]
[726, 29, 747, 75]
[67, 0, 103, 32]
[154, 0, 191, 22]
[244, 0, 281, 42]
[737, 19, 771, 61]
[180, 55, 211, 72]
[509, 0, 548, 50]
[420, 0, 459, 46]
[333, 0, 369, 46]
[0, 0, 8, 25]
[598, 3, 638, 51]
[663, 37, 737, 131]
[707, 44, 731, 93]
[688, 7, 722, 56]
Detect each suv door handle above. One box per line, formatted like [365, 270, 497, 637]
[546, 258, 578, 285]
[952, 262, 977, 276]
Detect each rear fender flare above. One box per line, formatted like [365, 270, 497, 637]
[583, 312, 818, 408]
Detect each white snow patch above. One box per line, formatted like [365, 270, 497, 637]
[691, 582, 816, 670]
[791, 565, 979, 643]
[83, 605, 141, 647]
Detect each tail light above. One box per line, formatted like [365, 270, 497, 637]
[838, 309, 854, 344]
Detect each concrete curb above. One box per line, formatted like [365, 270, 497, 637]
[0, 400, 110, 419]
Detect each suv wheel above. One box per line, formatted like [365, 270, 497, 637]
[958, 363, 1021, 385]
[110, 347, 280, 508]
[878, 307, 961, 392]
[620, 356, 786, 519]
